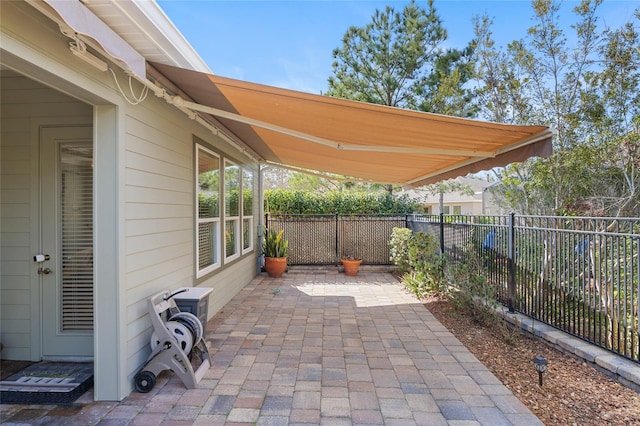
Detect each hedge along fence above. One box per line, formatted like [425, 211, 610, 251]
[265, 214, 408, 265]
[264, 189, 420, 215]
[263, 190, 417, 265]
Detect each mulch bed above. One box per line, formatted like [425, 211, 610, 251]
[423, 294, 640, 425]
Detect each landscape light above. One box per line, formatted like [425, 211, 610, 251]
[532, 356, 548, 387]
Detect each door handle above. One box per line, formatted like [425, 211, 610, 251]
[38, 267, 53, 275]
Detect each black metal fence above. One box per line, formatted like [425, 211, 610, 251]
[264, 214, 406, 265]
[408, 214, 640, 363]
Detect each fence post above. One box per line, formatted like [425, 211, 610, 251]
[507, 213, 516, 313]
[637, 238, 640, 355]
[335, 213, 339, 264]
[439, 213, 445, 255]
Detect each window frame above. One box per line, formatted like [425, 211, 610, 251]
[224, 159, 241, 262]
[241, 168, 254, 254]
[195, 144, 221, 278]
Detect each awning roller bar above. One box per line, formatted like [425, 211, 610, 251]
[406, 128, 555, 185]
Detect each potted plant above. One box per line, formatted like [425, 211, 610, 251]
[262, 228, 288, 278]
[340, 255, 362, 276]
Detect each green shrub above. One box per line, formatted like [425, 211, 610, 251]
[390, 227, 514, 342]
[444, 250, 497, 326]
[402, 270, 439, 299]
[264, 189, 419, 214]
[395, 231, 445, 298]
[389, 227, 412, 273]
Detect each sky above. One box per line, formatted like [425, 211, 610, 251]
[158, 0, 638, 95]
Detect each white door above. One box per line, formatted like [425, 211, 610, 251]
[40, 126, 94, 359]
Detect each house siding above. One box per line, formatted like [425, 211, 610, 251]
[0, 73, 93, 360]
[122, 94, 198, 377]
[122, 95, 260, 383]
[2, 0, 260, 399]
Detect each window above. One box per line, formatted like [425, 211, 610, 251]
[242, 169, 254, 253]
[196, 143, 256, 276]
[224, 160, 240, 261]
[196, 146, 220, 277]
[453, 205, 462, 215]
[443, 205, 450, 214]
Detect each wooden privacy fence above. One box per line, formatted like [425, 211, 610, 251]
[264, 214, 407, 265]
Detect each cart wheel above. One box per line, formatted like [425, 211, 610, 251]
[134, 370, 156, 393]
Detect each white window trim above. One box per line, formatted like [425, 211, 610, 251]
[196, 144, 221, 278]
[242, 217, 254, 254]
[241, 168, 254, 254]
[224, 218, 240, 261]
[224, 159, 240, 262]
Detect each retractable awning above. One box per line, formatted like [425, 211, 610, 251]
[28, 0, 146, 78]
[151, 62, 553, 187]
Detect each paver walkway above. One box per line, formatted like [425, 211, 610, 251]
[1, 271, 542, 425]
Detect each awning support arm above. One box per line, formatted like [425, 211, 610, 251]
[167, 96, 495, 158]
[263, 160, 375, 184]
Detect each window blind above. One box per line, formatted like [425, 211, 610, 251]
[60, 143, 94, 332]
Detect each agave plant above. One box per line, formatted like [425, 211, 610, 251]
[263, 228, 288, 258]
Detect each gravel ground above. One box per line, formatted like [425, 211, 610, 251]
[423, 295, 640, 426]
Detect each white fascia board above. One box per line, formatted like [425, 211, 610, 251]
[125, 0, 211, 73]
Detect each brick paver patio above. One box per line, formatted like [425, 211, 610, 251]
[1, 270, 542, 425]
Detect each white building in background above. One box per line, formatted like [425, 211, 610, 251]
[404, 176, 504, 215]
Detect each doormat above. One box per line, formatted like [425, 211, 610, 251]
[0, 362, 93, 404]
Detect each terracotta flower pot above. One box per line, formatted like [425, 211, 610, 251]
[264, 257, 287, 278]
[341, 258, 362, 276]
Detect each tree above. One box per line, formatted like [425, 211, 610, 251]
[261, 166, 291, 190]
[472, 15, 533, 125]
[579, 11, 640, 216]
[327, 0, 441, 108]
[326, 0, 478, 195]
[327, 0, 475, 116]
[261, 166, 381, 193]
[472, 0, 629, 214]
[420, 44, 477, 117]
[288, 172, 344, 193]
[472, 2, 639, 354]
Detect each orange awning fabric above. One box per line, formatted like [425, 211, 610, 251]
[151, 62, 552, 187]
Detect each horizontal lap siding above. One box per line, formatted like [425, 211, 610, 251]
[3, 1, 259, 397]
[123, 97, 260, 382]
[206, 260, 257, 315]
[123, 100, 194, 376]
[0, 74, 92, 360]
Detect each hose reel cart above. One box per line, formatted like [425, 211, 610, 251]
[134, 290, 211, 393]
